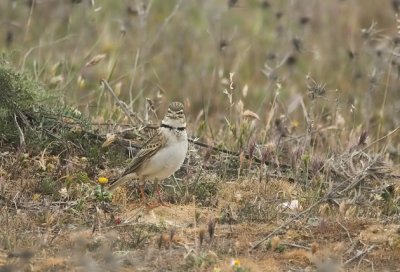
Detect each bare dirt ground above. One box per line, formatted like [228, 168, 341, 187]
[1, 152, 399, 272]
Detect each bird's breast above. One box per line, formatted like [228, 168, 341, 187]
[141, 139, 188, 180]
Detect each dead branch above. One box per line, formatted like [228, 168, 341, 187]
[188, 138, 291, 171]
[250, 168, 370, 250]
[101, 79, 141, 125]
[343, 245, 376, 266]
[250, 193, 331, 250]
[361, 127, 399, 152]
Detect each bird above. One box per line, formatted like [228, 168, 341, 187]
[108, 101, 188, 206]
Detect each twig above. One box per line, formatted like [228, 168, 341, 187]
[250, 167, 362, 251]
[23, 0, 35, 42]
[338, 172, 369, 195]
[9, 200, 79, 211]
[146, 0, 182, 54]
[101, 79, 138, 125]
[122, 206, 145, 224]
[82, 129, 142, 149]
[250, 193, 331, 250]
[361, 127, 399, 152]
[250, 153, 387, 251]
[336, 220, 352, 243]
[12, 192, 20, 211]
[189, 138, 291, 171]
[21, 34, 74, 72]
[13, 114, 25, 150]
[128, 49, 140, 103]
[281, 125, 340, 144]
[343, 245, 376, 266]
[281, 243, 311, 250]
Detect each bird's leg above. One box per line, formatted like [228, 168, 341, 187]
[155, 179, 170, 207]
[139, 178, 146, 202]
[139, 184, 146, 200]
[145, 179, 169, 209]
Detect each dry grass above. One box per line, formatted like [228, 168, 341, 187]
[1, 0, 400, 271]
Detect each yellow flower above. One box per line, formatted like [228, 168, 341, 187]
[98, 177, 109, 185]
[230, 259, 240, 267]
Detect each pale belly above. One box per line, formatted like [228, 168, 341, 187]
[140, 140, 188, 180]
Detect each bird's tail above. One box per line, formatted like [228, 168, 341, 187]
[107, 175, 132, 192]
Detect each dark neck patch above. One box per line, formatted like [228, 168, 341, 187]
[161, 123, 186, 131]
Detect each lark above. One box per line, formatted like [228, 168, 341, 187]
[108, 101, 188, 205]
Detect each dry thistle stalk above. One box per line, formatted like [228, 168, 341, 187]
[158, 232, 171, 249]
[349, 131, 368, 152]
[208, 218, 217, 243]
[306, 75, 326, 100]
[199, 228, 206, 247]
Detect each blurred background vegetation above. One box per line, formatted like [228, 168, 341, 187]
[0, 0, 399, 159]
[1, 2, 400, 270]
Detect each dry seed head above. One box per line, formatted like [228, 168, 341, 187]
[85, 54, 106, 67]
[228, 0, 238, 8]
[247, 139, 256, 159]
[199, 228, 206, 246]
[126, 5, 139, 16]
[306, 75, 326, 100]
[261, 142, 276, 163]
[361, 22, 379, 40]
[236, 100, 244, 116]
[349, 131, 368, 152]
[169, 228, 176, 241]
[219, 39, 229, 51]
[203, 147, 212, 164]
[261, 1, 270, 9]
[311, 242, 319, 254]
[318, 203, 331, 217]
[285, 54, 297, 66]
[270, 236, 281, 251]
[292, 37, 303, 52]
[243, 109, 260, 120]
[242, 84, 248, 97]
[310, 155, 325, 175]
[299, 16, 310, 26]
[358, 131, 368, 147]
[275, 115, 289, 137]
[208, 218, 217, 240]
[229, 72, 235, 90]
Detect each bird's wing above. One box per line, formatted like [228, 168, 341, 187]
[121, 128, 165, 177]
